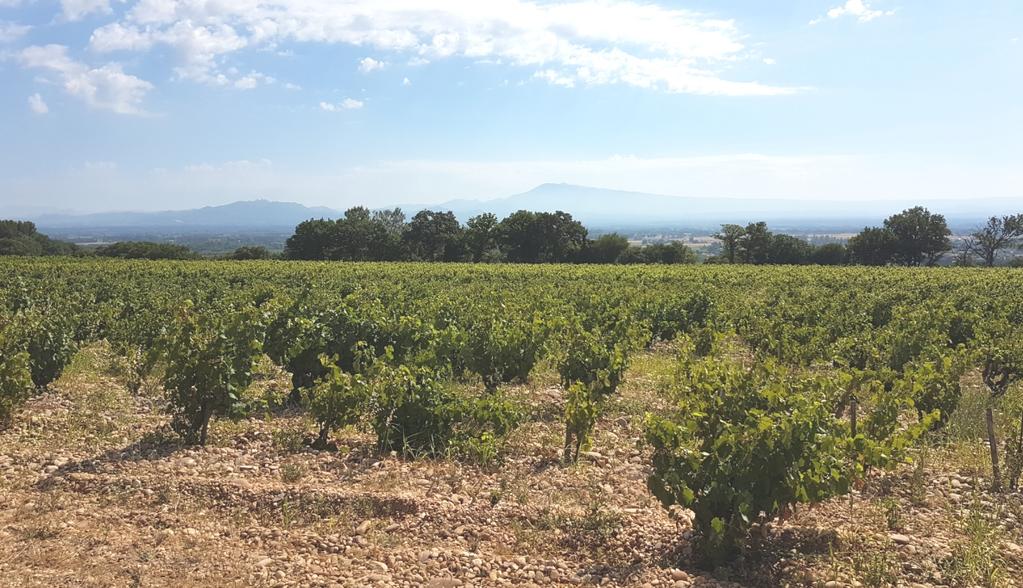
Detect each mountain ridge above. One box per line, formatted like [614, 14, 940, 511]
[12, 185, 1019, 232]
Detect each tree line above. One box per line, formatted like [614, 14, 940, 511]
[283, 207, 697, 264]
[2, 206, 1020, 266]
[713, 207, 1022, 267]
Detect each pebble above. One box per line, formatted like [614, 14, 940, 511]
[890, 533, 912, 545]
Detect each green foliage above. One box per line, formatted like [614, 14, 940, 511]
[369, 363, 448, 455]
[899, 349, 968, 428]
[307, 354, 372, 447]
[447, 392, 522, 466]
[640, 291, 714, 344]
[461, 304, 548, 391]
[965, 214, 1023, 266]
[94, 241, 199, 260]
[107, 299, 167, 394]
[0, 321, 33, 427]
[15, 307, 78, 389]
[160, 301, 266, 445]
[583, 233, 630, 263]
[0, 220, 80, 257]
[402, 210, 465, 261]
[556, 312, 646, 462]
[556, 312, 646, 397]
[940, 500, 1005, 587]
[883, 207, 952, 267]
[848, 207, 952, 267]
[370, 363, 519, 458]
[646, 354, 861, 567]
[229, 246, 273, 260]
[562, 381, 600, 463]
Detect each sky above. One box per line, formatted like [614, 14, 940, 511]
[0, 0, 1021, 213]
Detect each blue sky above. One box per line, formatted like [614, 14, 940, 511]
[0, 0, 1021, 213]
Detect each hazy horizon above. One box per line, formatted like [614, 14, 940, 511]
[2, 1, 1022, 213]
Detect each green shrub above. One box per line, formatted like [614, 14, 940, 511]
[462, 305, 548, 391]
[562, 381, 600, 463]
[21, 308, 78, 389]
[557, 313, 645, 462]
[160, 301, 265, 445]
[448, 392, 521, 466]
[899, 349, 968, 428]
[371, 364, 458, 456]
[646, 356, 854, 567]
[640, 291, 714, 344]
[107, 299, 167, 394]
[371, 362, 520, 458]
[0, 324, 33, 427]
[307, 356, 371, 448]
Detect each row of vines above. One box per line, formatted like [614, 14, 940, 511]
[1, 259, 1021, 565]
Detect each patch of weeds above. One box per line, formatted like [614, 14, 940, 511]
[17, 520, 62, 541]
[879, 498, 902, 531]
[909, 448, 928, 506]
[947, 378, 995, 442]
[272, 428, 306, 453]
[280, 499, 297, 528]
[280, 462, 306, 484]
[514, 483, 530, 505]
[575, 500, 623, 542]
[535, 494, 623, 550]
[209, 418, 252, 446]
[851, 542, 898, 587]
[490, 479, 506, 506]
[155, 487, 173, 505]
[940, 499, 1005, 587]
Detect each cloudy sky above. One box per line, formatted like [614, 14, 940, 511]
[0, 0, 1021, 213]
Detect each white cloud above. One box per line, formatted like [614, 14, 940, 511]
[231, 71, 275, 89]
[533, 69, 575, 88]
[319, 98, 364, 111]
[811, 1, 895, 25]
[91, 20, 249, 86]
[182, 159, 271, 173]
[762, 57, 776, 65]
[60, 0, 115, 22]
[19, 44, 153, 115]
[0, 21, 30, 43]
[86, 0, 792, 97]
[27, 93, 48, 114]
[402, 77, 412, 87]
[358, 56, 385, 73]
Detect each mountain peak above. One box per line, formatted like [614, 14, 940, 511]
[29, 200, 340, 229]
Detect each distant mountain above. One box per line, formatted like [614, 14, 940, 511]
[17, 186, 1019, 235]
[429, 184, 1019, 231]
[29, 200, 339, 230]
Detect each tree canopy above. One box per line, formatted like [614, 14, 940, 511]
[0, 221, 79, 257]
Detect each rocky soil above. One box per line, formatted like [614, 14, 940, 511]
[1, 347, 1022, 587]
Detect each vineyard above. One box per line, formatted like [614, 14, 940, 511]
[1, 258, 1023, 587]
